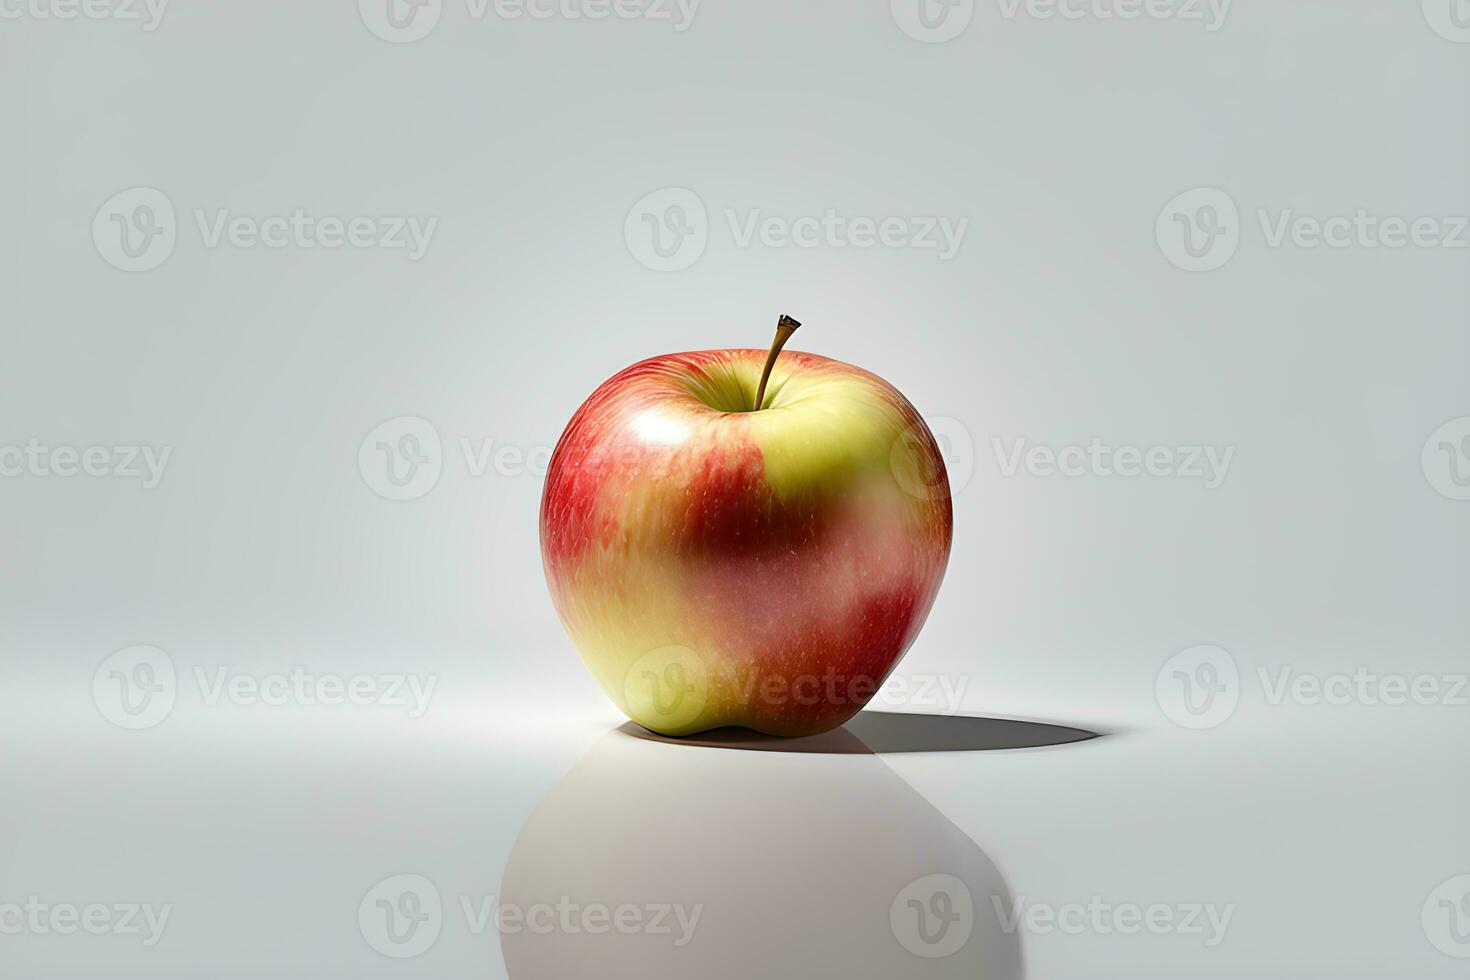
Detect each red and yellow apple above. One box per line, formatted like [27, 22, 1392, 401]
[540, 318, 952, 737]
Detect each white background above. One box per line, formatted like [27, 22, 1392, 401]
[2, 2, 1468, 977]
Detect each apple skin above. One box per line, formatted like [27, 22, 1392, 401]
[540, 348, 952, 737]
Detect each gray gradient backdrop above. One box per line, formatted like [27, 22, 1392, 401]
[2, 2, 1468, 978]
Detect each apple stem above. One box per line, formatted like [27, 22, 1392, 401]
[752, 314, 801, 412]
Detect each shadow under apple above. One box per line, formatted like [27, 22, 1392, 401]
[621, 709, 1106, 754]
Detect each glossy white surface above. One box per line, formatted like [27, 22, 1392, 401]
[4, 679, 1466, 977]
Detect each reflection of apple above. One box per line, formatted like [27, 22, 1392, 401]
[540, 317, 952, 737]
[500, 728, 1021, 979]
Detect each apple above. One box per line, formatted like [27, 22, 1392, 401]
[540, 316, 952, 737]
